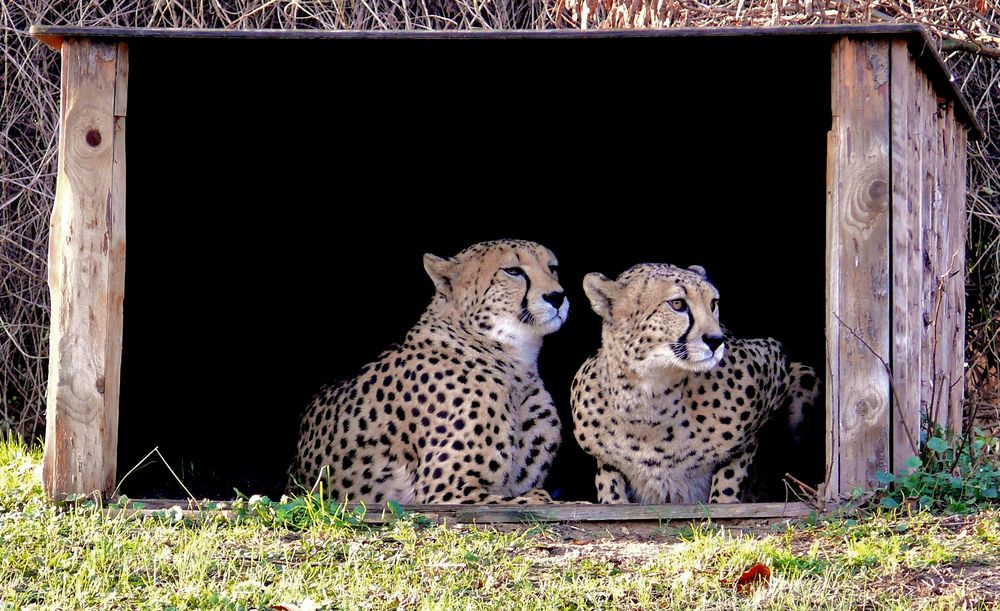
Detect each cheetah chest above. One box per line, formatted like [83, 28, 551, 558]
[601, 391, 756, 503]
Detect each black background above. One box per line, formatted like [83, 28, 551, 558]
[118, 36, 830, 500]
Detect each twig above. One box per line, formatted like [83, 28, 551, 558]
[832, 312, 919, 458]
[941, 36, 1000, 59]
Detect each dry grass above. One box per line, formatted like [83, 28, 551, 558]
[2, 0, 999, 440]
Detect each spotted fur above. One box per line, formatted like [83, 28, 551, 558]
[288, 240, 568, 505]
[571, 263, 819, 504]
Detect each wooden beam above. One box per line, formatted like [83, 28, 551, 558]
[124, 499, 813, 523]
[919, 68, 939, 431]
[889, 41, 923, 473]
[452, 502, 813, 523]
[944, 105, 967, 436]
[26, 23, 983, 139]
[826, 38, 892, 499]
[43, 40, 128, 501]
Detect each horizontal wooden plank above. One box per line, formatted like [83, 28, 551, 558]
[453, 502, 813, 522]
[28, 23, 935, 41]
[125, 499, 812, 523]
[108, 506, 430, 524]
[27, 23, 980, 137]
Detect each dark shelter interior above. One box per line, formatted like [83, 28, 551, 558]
[118, 35, 830, 501]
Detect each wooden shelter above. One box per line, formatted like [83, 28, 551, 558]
[30, 24, 979, 520]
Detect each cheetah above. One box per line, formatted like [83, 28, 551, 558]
[288, 240, 568, 505]
[570, 263, 820, 504]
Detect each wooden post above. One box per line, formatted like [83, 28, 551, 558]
[889, 41, 924, 473]
[43, 40, 128, 501]
[945, 105, 967, 436]
[826, 38, 892, 499]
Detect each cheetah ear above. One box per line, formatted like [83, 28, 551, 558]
[688, 265, 708, 279]
[583, 272, 621, 320]
[423, 253, 456, 298]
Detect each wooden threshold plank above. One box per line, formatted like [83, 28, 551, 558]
[453, 502, 812, 523]
[125, 499, 813, 523]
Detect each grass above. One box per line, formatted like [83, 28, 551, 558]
[1, 436, 999, 610]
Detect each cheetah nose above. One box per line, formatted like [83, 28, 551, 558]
[703, 334, 724, 353]
[542, 291, 565, 309]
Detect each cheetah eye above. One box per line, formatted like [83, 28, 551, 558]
[548, 264, 559, 276]
[668, 299, 688, 312]
[502, 267, 525, 278]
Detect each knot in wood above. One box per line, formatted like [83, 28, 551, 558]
[868, 179, 888, 204]
[853, 390, 885, 425]
[843, 157, 889, 231]
[86, 129, 102, 147]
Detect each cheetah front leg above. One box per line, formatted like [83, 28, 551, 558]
[709, 442, 758, 504]
[509, 381, 562, 495]
[595, 462, 629, 504]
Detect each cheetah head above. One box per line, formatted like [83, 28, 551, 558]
[583, 263, 724, 378]
[423, 240, 568, 358]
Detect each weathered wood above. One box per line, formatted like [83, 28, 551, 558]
[29, 23, 941, 42]
[890, 41, 922, 473]
[113, 43, 128, 118]
[104, 43, 127, 496]
[825, 98, 842, 499]
[923, 92, 953, 432]
[452, 502, 812, 523]
[919, 72, 940, 431]
[937, 105, 956, 434]
[826, 38, 892, 499]
[109, 506, 417, 525]
[943, 104, 967, 435]
[125, 499, 812, 523]
[26, 23, 984, 139]
[42, 39, 127, 501]
[939, 107, 954, 433]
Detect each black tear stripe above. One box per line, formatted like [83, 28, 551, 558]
[673, 310, 693, 360]
[520, 273, 533, 324]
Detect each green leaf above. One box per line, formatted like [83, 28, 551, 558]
[945, 501, 969, 514]
[386, 499, 405, 517]
[879, 497, 900, 509]
[905, 455, 922, 470]
[875, 471, 896, 485]
[982, 487, 998, 499]
[927, 437, 950, 453]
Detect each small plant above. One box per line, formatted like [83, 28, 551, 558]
[227, 492, 434, 530]
[385, 499, 434, 528]
[230, 492, 369, 530]
[875, 427, 1000, 513]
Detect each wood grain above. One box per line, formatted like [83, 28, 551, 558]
[919, 70, 939, 431]
[948, 119, 967, 435]
[889, 41, 922, 472]
[826, 38, 892, 499]
[103, 43, 127, 495]
[42, 40, 127, 501]
[453, 502, 812, 523]
[124, 499, 813, 523]
[940, 103, 966, 436]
